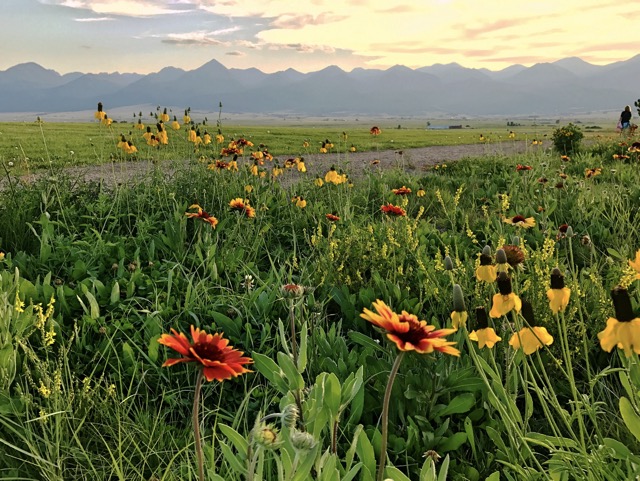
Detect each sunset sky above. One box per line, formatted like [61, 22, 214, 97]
[3, 0, 638, 75]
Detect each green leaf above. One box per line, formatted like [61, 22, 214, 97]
[110, 281, 120, 305]
[324, 373, 342, 421]
[348, 331, 387, 354]
[485, 472, 500, 481]
[218, 424, 248, 458]
[277, 351, 305, 391]
[211, 311, 241, 340]
[218, 440, 247, 475]
[620, 396, 640, 443]
[121, 342, 135, 367]
[384, 466, 411, 481]
[438, 455, 450, 481]
[291, 443, 320, 481]
[147, 335, 160, 363]
[298, 321, 308, 373]
[464, 416, 477, 460]
[355, 426, 376, 477]
[252, 352, 288, 394]
[438, 432, 467, 452]
[437, 393, 476, 417]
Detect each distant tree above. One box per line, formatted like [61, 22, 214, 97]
[635, 99, 640, 117]
[139, 111, 143, 117]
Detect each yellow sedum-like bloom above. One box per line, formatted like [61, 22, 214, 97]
[546, 268, 571, 314]
[598, 287, 640, 357]
[629, 250, 640, 279]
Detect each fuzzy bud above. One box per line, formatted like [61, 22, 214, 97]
[290, 429, 316, 451]
[444, 256, 454, 271]
[511, 235, 520, 246]
[452, 284, 466, 312]
[481, 245, 492, 257]
[253, 425, 283, 450]
[565, 226, 574, 238]
[496, 249, 508, 265]
[281, 404, 299, 429]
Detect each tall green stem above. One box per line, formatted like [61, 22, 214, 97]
[193, 369, 205, 481]
[376, 352, 405, 481]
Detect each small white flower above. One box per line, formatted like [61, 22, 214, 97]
[8, 161, 14, 167]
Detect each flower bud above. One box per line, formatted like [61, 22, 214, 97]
[253, 425, 283, 450]
[452, 284, 466, 312]
[496, 249, 507, 265]
[281, 284, 305, 299]
[444, 256, 454, 271]
[481, 245, 492, 257]
[566, 226, 574, 238]
[281, 404, 299, 429]
[290, 429, 316, 451]
[511, 236, 520, 246]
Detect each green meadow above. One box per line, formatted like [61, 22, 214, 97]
[0, 117, 639, 481]
[0, 117, 588, 172]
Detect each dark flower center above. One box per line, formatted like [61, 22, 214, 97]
[480, 253, 493, 265]
[521, 300, 535, 325]
[497, 273, 513, 295]
[512, 215, 526, 223]
[474, 307, 489, 329]
[193, 342, 223, 361]
[550, 271, 565, 289]
[611, 287, 636, 323]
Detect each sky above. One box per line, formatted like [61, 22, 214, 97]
[2, 0, 639, 75]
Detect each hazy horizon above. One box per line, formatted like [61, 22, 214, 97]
[2, 0, 639, 75]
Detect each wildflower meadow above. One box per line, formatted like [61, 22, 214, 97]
[1, 107, 640, 481]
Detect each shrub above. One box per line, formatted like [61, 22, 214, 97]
[551, 122, 584, 154]
[551, 123, 584, 155]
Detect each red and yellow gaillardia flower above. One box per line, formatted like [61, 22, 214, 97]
[468, 307, 501, 349]
[584, 167, 602, 179]
[509, 301, 553, 355]
[158, 325, 252, 382]
[392, 186, 412, 195]
[361, 300, 459, 356]
[370, 126, 381, 136]
[546, 268, 571, 314]
[516, 164, 532, 171]
[489, 272, 522, 318]
[229, 198, 256, 218]
[503, 215, 535, 228]
[326, 213, 340, 222]
[381, 203, 406, 217]
[185, 204, 218, 229]
[598, 287, 640, 357]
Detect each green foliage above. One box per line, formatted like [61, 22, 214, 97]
[1, 121, 640, 480]
[551, 122, 584, 154]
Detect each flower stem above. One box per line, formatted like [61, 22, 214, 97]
[376, 352, 405, 481]
[193, 368, 205, 481]
[289, 299, 298, 367]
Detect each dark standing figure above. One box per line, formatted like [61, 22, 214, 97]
[620, 105, 632, 132]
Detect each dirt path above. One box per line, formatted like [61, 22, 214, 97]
[14, 140, 549, 188]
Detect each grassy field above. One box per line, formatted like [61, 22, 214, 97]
[1, 118, 639, 481]
[0, 117, 611, 173]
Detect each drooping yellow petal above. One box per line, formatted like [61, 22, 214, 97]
[489, 293, 522, 318]
[546, 287, 571, 314]
[469, 328, 502, 349]
[450, 311, 468, 330]
[598, 317, 640, 357]
[509, 327, 553, 355]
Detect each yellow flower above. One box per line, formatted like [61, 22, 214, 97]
[244, 185, 253, 193]
[469, 328, 501, 349]
[0, 252, 5, 261]
[489, 273, 521, 318]
[598, 287, 640, 357]
[315, 178, 324, 187]
[503, 215, 535, 228]
[451, 311, 467, 330]
[469, 308, 501, 349]
[509, 327, 554, 354]
[546, 268, 571, 314]
[416, 188, 426, 197]
[296, 197, 307, 208]
[476, 246, 496, 283]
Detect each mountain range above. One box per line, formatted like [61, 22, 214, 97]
[1, 56, 639, 116]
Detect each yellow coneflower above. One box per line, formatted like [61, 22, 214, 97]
[598, 287, 640, 357]
[450, 284, 468, 330]
[469, 307, 501, 349]
[546, 268, 571, 314]
[509, 301, 553, 355]
[476, 245, 497, 283]
[489, 272, 521, 318]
